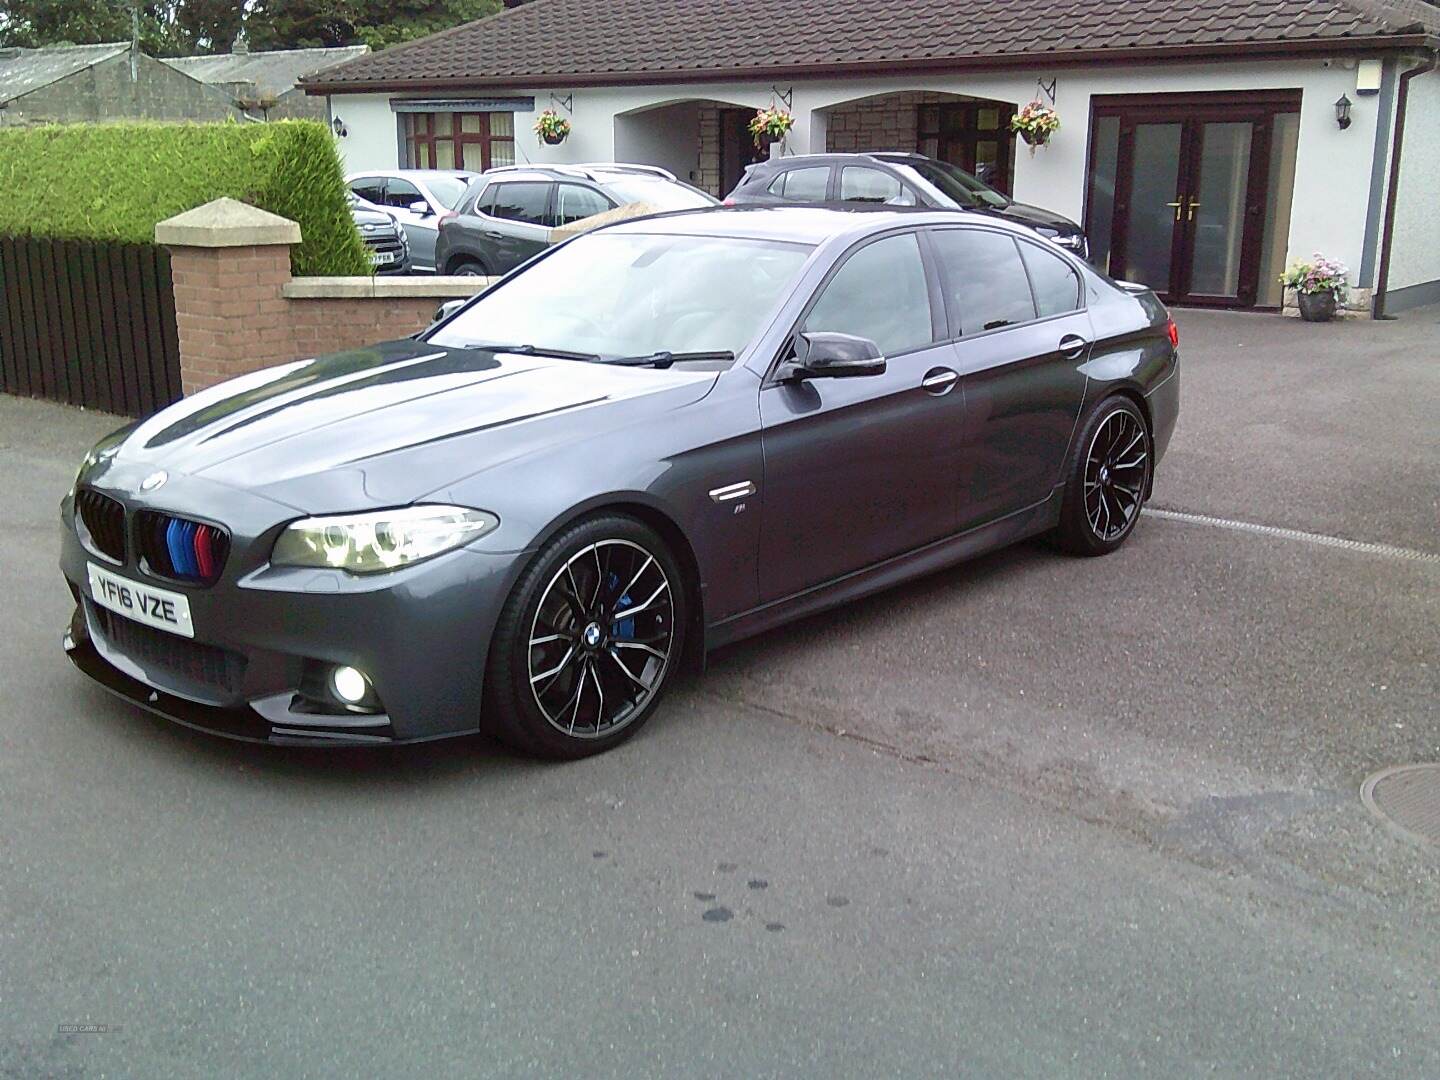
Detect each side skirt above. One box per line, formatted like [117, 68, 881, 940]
[705, 489, 1063, 652]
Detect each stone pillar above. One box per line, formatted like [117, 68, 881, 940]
[155, 198, 301, 395]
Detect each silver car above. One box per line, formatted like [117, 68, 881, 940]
[345, 170, 477, 272]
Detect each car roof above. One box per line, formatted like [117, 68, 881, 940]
[350, 169, 477, 183]
[600, 204, 995, 245]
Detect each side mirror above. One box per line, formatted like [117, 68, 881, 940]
[778, 332, 886, 381]
[433, 298, 466, 324]
[408, 200, 432, 216]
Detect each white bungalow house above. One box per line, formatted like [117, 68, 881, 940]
[304, 0, 1440, 315]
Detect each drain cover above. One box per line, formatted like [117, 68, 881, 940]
[1361, 764, 1440, 847]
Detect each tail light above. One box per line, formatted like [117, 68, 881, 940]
[1166, 318, 1179, 349]
[437, 211, 458, 228]
[722, 198, 735, 206]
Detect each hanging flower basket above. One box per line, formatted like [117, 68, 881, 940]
[1011, 101, 1060, 154]
[534, 108, 571, 146]
[749, 106, 794, 149]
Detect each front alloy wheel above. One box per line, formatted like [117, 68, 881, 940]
[486, 516, 685, 757]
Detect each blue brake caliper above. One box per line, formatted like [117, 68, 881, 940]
[609, 572, 635, 640]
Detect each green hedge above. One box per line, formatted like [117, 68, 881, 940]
[0, 120, 369, 276]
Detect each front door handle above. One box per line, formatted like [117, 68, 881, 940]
[921, 367, 959, 395]
[1058, 334, 1091, 360]
[484, 230, 504, 239]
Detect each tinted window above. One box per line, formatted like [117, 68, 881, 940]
[555, 183, 613, 226]
[487, 182, 551, 225]
[349, 177, 385, 205]
[770, 166, 829, 201]
[930, 229, 1037, 334]
[382, 177, 422, 210]
[803, 232, 933, 356]
[839, 167, 915, 205]
[1019, 241, 1082, 317]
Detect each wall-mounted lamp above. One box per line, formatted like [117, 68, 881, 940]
[331, 116, 348, 138]
[1334, 94, 1352, 130]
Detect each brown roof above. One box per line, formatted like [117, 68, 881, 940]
[305, 0, 1440, 93]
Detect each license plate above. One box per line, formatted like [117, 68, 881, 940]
[368, 250, 396, 266]
[87, 562, 194, 639]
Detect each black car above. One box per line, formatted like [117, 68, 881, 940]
[726, 152, 1089, 259]
[434, 163, 717, 276]
[347, 195, 411, 274]
[62, 206, 1176, 757]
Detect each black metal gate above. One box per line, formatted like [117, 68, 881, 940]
[0, 235, 182, 417]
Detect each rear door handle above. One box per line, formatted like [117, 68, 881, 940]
[1058, 334, 1091, 360]
[484, 230, 504, 239]
[921, 367, 959, 395]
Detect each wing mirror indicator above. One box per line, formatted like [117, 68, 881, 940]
[778, 332, 887, 382]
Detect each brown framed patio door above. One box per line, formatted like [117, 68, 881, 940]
[1088, 93, 1300, 308]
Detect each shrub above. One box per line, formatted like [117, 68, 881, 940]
[0, 120, 369, 275]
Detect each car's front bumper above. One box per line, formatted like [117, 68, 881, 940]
[60, 502, 525, 746]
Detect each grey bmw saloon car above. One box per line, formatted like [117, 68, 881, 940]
[61, 206, 1178, 758]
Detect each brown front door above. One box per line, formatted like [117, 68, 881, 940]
[1088, 93, 1300, 308]
[718, 108, 769, 197]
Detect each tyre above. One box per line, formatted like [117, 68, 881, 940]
[484, 514, 686, 758]
[450, 259, 488, 277]
[1054, 396, 1152, 556]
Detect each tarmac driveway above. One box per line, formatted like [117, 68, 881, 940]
[1, 305, 1437, 1077]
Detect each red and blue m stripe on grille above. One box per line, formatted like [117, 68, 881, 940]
[137, 511, 229, 586]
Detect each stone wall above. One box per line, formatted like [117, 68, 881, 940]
[824, 91, 955, 154]
[697, 105, 723, 196]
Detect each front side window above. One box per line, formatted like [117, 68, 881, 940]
[839, 167, 915, 206]
[1019, 241, 1082, 317]
[487, 182, 551, 225]
[555, 184, 613, 226]
[803, 232, 933, 356]
[381, 177, 422, 211]
[930, 229, 1037, 334]
[430, 233, 813, 360]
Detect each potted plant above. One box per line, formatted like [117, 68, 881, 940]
[534, 109, 571, 146]
[749, 106, 794, 149]
[1280, 254, 1350, 322]
[1010, 101, 1060, 153]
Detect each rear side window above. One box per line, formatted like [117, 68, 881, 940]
[930, 229, 1037, 334]
[839, 167, 916, 205]
[349, 177, 385, 204]
[767, 166, 829, 201]
[1019, 241, 1082, 317]
[486, 182, 551, 225]
[803, 232, 933, 357]
[554, 183, 613, 226]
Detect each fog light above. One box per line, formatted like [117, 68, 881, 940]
[330, 665, 371, 705]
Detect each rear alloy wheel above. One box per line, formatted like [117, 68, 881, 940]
[1055, 396, 1152, 555]
[485, 516, 685, 758]
[451, 260, 488, 277]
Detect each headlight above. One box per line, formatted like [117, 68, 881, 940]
[271, 505, 499, 573]
[70, 430, 129, 496]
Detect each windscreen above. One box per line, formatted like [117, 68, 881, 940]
[896, 160, 1010, 209]
[599, 175, 719, 211]
[425, 176, 471, 209]
[429, 231, 812, 360]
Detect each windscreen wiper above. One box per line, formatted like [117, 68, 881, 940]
[600, 350, 736, 369]
[453, 342, 603, 362]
